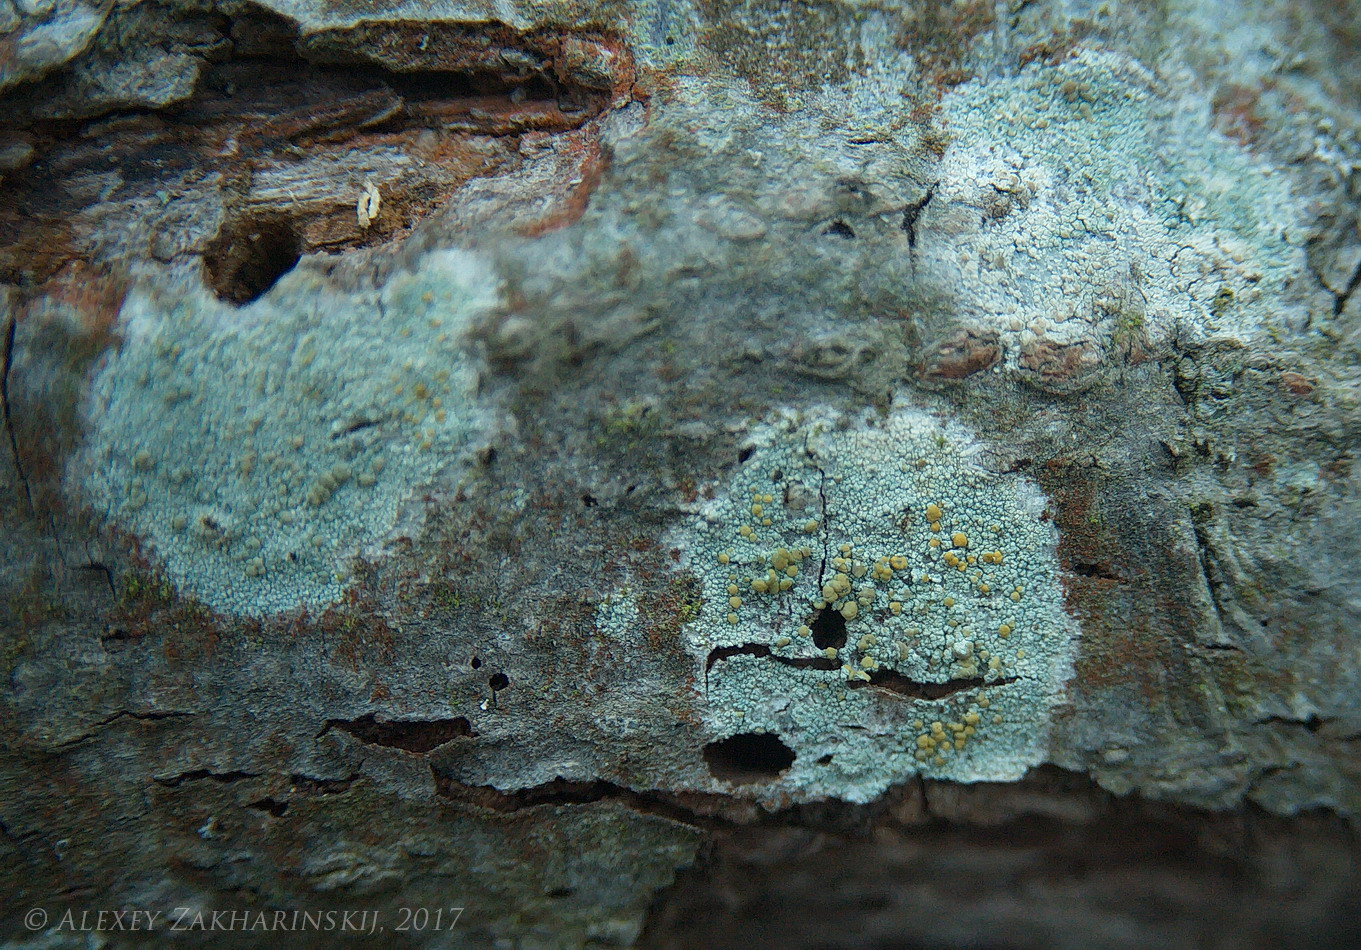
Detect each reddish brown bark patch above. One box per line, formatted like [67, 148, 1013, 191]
[1020, 336, 1105, 393]
[895, 0, 996, 89]
[918, 328, 1000, 382]
[1279, 371, 1316, 396]
[519, 133, 612, 238]
[1037, 457, 1168, 697]
[3, 262, 128, 519]
[1212, 82, 1268, 147]
[1018, 20, 1101, 68]
[0, 12, 639, 299]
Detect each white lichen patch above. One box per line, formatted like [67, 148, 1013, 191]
[73, 249, 500, 614]
[682, 407, 1076, 802]
[922, 47, 1309, 359]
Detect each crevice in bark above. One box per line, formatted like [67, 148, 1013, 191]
[290, 772, 363, 795]
[705, 644, 1007, 700]
[848, 670, 1018, 700]
[56, 709, 198, 748]
[705, 643, 839, 673]
[0, 5, 636, 290]
[0, 314, 33, 513]
[247, 797, 289, 816]
[431, 770, 734, 828]
[154, 769, 260, 787]
[323, 713, 476, 754]
[1254, 714, 1325, 734]
[901, 183, 936, 253]
[1335, 256, 1361, 316]
[1069, 559, 1124, 581]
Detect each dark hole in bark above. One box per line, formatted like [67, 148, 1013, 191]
[703, 732, 796, 783]
[248, 797, 289, 816]
[809, 607, 847, 650]
[0, 8, 629, 288]
[205, 216, 301, 304]
[489, 672, 510, 690]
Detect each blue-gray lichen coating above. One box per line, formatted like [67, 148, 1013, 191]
[920, 48, 1308, 371]
[680, 408, 1076, 801]
[73, 249, 500, 613]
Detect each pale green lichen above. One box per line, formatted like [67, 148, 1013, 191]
[73, 248, 501, 615]
[920, 46, 1311, 357]
[680, 406, 1076, 803]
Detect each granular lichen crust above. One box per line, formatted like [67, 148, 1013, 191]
[918, 47, 1313, 389]
[72, 248, 501, 615]
[682, 407, 1076, 803]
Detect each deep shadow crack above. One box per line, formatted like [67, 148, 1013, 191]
[902, 183, 937, 254]
[1335, 256, 1361, 316]
[322, 713, 476, 753]
[291, 772, 363, 795]
[849, 669, 1018, 700]
[1, 314, 33, 513]
[705, 643, 838, 673]
[430, 770, 738, 829]
[706, 644, 1017, 701]
[154, 769, 260, 788]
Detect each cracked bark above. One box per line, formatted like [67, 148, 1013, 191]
[0, 314, 33, 513]
[1, 0, 1360, 947]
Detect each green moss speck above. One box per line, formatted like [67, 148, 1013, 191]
[118, 569, 175, 608]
